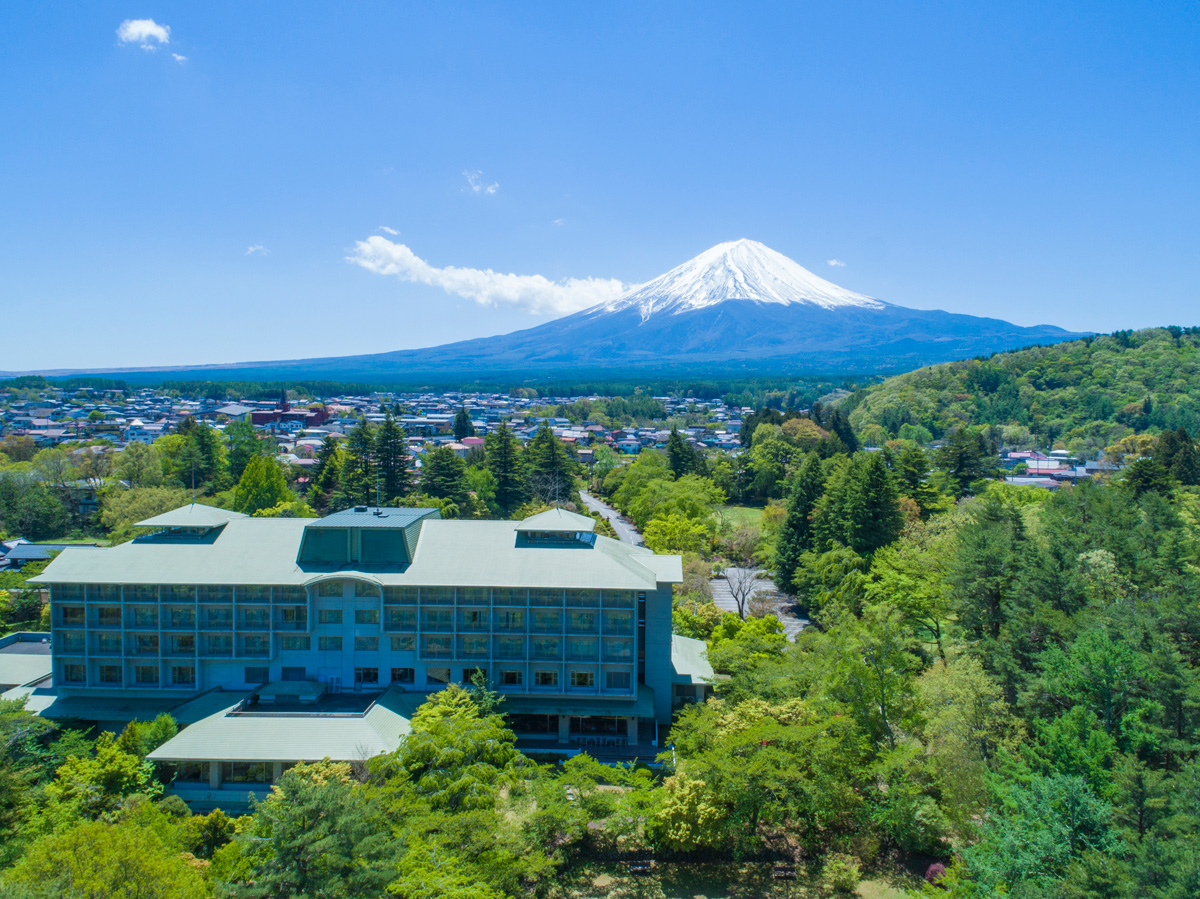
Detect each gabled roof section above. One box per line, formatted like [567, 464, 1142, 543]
[514, 508, 596, 533]
[135, 503, 248, 529]
[671, 634, 714, 684]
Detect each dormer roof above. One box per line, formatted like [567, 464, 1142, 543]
[135, 503, 249, 529]
[514, 508, 596, 534]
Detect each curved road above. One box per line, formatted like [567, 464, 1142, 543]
[580, 490, 644, 546]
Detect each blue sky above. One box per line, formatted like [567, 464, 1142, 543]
[2, 2, 1198, 370]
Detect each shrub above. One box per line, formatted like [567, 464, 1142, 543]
[822, 852, 862, 894]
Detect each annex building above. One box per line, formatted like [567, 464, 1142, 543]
[30, 503, 712, 809]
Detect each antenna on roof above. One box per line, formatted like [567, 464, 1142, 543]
[191, 463, 195, 506]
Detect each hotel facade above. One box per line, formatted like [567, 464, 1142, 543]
[31, 503, 709, 808]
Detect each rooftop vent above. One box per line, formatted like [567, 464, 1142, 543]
[354, 505, 368, 512]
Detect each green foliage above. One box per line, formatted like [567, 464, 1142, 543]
[812, 452, 904, 555]
[419, 446, 469, 507]
[774, 451, 825, 594]
[375, 412, 412, 504]
[483, 421, 527, 514]
[99, 486, 191, 543]
[233, 455, 292, 515]
[644, 513, 710, 554]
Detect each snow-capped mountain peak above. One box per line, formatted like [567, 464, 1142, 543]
[599, 238, 885, 319]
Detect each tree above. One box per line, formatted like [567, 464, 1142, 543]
[775, 452, 826, 594]
[484, 422, 527, 514]
[667, 427, 702, 478]
[1122, 456, 1173, 498]
[375, 413, 412, 504]
[7, 820, 208, 899]
[525, 424, 579, 505]
[420, 447, 469, 507]
[453, 408, 475, 441]
[812, 452, 904, 555]
[937, 427, 993, 496]
[233, 456, 292, 515]
[718, 525, 764, 619]
[892, 443, 944, 517]
[644, 513, 710, 555]
[225, 419, 268, 481]
[341, 419, 376, 506]
[238, 761, 395, 899]
[99, 487, 192, 543]
[114, 441, 164, 490]
[44, 732, 161, 823]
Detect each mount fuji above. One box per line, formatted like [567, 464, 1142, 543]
[11, 240, 1086, 383]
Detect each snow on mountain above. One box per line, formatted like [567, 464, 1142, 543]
[600, 238, 886, 320]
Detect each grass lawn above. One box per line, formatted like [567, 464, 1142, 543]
[718, 505, 766, 530]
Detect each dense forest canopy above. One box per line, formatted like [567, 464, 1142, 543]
[847, 327, 1200, 456]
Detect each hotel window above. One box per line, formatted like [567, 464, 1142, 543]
[275, 586, 306, 604]
[391, 635, 415, 651]
[355, 667, 379, 685]
[281, 635, 311, 651]
[602, 610, 634, 634]
[99, 665, 122, 684]
[167, 585, 194, 603]
[495, 609, 524, 630]
[458, 635, 488, 657]
[354, 609, 379, 625]
[241, 635, 268, 655]
[354, 581, 378, 598]
[131, 606, 158, 627]
[530, 589, 563, 607]
[493, 588, 526, 606]
[135, 634, 159, 655]
[60, 606, 84, 625]
[279, 607, 306, 626]
[169, 607, 195, 628]
[602, 590, 635, 609]
[200, 585, 232, 603]
[605, 670, 632, 690]
[461, 667, 485, 685]
[458, 608, 487, 630]
[568, 589, 599, 607]
[171, 666, 196, 685]
[500, 669, 523, 686]
[458, 587, 489, 605]
[420, 587, 453, 605]
[58, 632, 84, 653]
[239, 586, 270, 603]
[533, 637, 561, 659]
[385, 608, 416, 630]
[391, 667, 415, 684]
[532, 610, 560, 632]
[421, 608, 452, 630]
[244, 667, 270, 685]
[282, 666, 306, 681]
[318, 636, 343, 651]
[135, 665, 159, 685]
[91, 584, 121, 603]
[421, 635, 452, 658]
[206, 608, 232, 628]
[384, 587, 418, 605]
[97, 607, 121, 626]
[567, 638, 597, 660]
[603, 638, 634, 661]
[170, 635, 195, 654]
[568, 611, 597, 633]
[355, 636, 379, 652]
[242, 608, 269, 628]
[205, 634, 232, 654]
[318, 580, 344, 597]
[496, 635, 524, 658]
[533, 670, 559, 688]
[318, 609, 343, 624]
[569, 670, 595, 688]
[62, 663, 85, 683]
[129, 585, 158, 603]
[96, 633, 121, 654]
[425, 667, 451, 686]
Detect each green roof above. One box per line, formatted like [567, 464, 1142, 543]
[34, 512, 682, 590]
[671, 635, 714, 684]
[514, 508, 596, 533]
[135, 503, 248, 529]
[147, 688, 417, 763]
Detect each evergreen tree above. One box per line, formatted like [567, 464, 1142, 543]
[341, 419, 376, 505]
[775, 452, 826, 595]
[484, 421, 527, 514]
[224, 419, 267, 481]
[667, 427, 702, 478]
[375, 413, 412, 503]
[893, 444, 942, 517]
[827, 409, 859, 453]
[525, 424, 579, 505]
[813, 452, 904, 555]
[421, 446, 469, 506]
[233, 456, 292, 515]
[938, 427, 993, 496]
[1158, 427, 1200, 486]
[453, 407, 475, 441]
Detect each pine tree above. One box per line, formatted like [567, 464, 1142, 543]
[421, 446, 469, 505]
[813, 452, 903, 555]
[375, 413, 411, 503]
[233, 456, 292, 515]
[775, 452, 826, 594]
[667, 427, 701, 478]
[894, 444, 942, 517]
[525, 424, 579, 504]
[453, 408, 475, 441]
[341, 419, 376, 506]
[484, 421, 527, 514]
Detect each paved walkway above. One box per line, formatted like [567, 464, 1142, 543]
[710, 568, 808, 640]
[580, 490, 644, 546]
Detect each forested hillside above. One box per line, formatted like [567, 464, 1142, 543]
[848, 327, 1200, 457]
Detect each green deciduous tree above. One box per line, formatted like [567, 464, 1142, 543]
[233, 456, 292, 515]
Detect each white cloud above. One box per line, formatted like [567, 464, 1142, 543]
[172, 53, 187, 64]
[463, 169, 498, 195]
[245, 245, 269, 256]
[347, 237, 628, 316]
[116, 18, 170, 50]
[552, 218, 566, 226]
[377, 225, 399, 235]
[827, 258, 846, 267]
